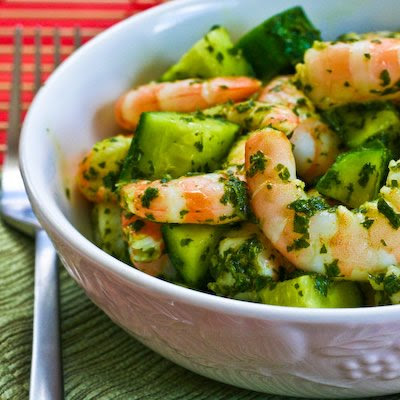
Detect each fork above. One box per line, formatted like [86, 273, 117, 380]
[0, 26, 81, 400]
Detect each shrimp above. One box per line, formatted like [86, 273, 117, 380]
[203, 99, 300, 136]
[115, 76, 261, 130]
[205, 92, 338, 182]
[120, 169, 248, 224]
[258, 75, 315, 120]
[296, 39, 400, 109]
[259, 76, 340, 182]
[245, 127, 400, 281]
[290, 118, 339, 182]
[77, 135, 131, 203]
[121, 213, 171, 276]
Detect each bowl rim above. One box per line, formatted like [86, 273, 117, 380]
[20, 0, 400, 323]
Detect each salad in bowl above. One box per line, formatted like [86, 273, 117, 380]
[77, 6, 400, 308]
[20, 0, 400, 397]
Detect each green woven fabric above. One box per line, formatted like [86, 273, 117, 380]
[0, 218, 399, 400]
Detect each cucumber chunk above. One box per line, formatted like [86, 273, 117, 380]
[161, 26, 253, 82]
[208, 223, 286, 298]
[259, 275, 362, 308]
[316, 144, 390, 208]
[162, 224, 226, 287]
[236, 6, 320, 80]
[92, 202, 129, 263]
[119, 111, 239, 182]
[322, 102, 400, 150]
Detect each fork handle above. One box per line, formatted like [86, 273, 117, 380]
[30, 229, 63, 400]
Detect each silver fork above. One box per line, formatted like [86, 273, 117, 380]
[0, 26, 81, 400]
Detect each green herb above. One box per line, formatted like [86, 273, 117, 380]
[216, 52, 224, 63]
[383, 273, 400, 295]
[180, 238, 193, 247]
[132, 219, 145, 232]
[288, 197, 329, 217]
[317, 169, 341, 190]
[247, 150, 267, 177]
[179, 209, 189, 218]
[314, 275, 331, 297]
[275, 163, 290, 182]
[325, 259, 340, 277]
[320, 244, 327, 254]
[141, 187, 159, 208]
[361, 218, 374, 229]
[220, 174, 248, 219]
[377, 198, 400, 229]
[380, 69, 391, 86]
[235, 100, 255, 114]
[103, 171, 119, 191]
[357, 163, 376, 187]
[287, 237, 310, 252]
[145, 213, 155, 221]
[293, 214, 309, 234]
[89, 166, 98, 177]
[194, 141, 204, 152]
[364, 53, 371, 60]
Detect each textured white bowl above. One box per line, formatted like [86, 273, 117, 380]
[20, 0, 400, 397]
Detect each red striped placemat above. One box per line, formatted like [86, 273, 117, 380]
[0, 0, 163, 165]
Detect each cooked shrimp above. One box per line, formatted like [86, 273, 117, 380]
[259, 76, 340, 182]
[258, 75, 315, 120]
[77, 135, 131, 203]
[120, 169, 248, 224]
[115, 76, 261, 130]
[203, 99, 300, 135]
[246, 127, 400, 280]
[121, 213, 170, 276]
[296, 39, 400, 109]
[290, 118, 339, 182]
[205, 94, 339, 182]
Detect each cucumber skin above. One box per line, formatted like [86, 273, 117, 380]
[236, 6, 320, 80]
[321, 102, 400, 151]
[162, 224, 227, 288]
[119, 111, 239, 182]
[259, 276, 363, 308]
[316, 144, 390, 208]
[92, 202, 130, 263]
[161, 26, 253, 82]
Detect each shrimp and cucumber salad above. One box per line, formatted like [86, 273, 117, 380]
[77, 6, 400, 308]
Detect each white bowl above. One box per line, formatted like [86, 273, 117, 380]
[20, 0, 400, 397]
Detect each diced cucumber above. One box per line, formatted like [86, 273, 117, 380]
[162, 224, 226, 287]
[161, 26, 253, 82]
[322, 102, 400, 150]
[259, 275, 363, 308]
[235, 6, 320, 80]
[223, 134, 248, 168]
[369, 266, 400, 305]
[316, 144, 390, 208]
[119, 111, 239, 181]
[208, 223, 284, 298]
[92, 202, 129, 263]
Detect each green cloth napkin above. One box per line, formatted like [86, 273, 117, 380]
[0, 219, 399, 400]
